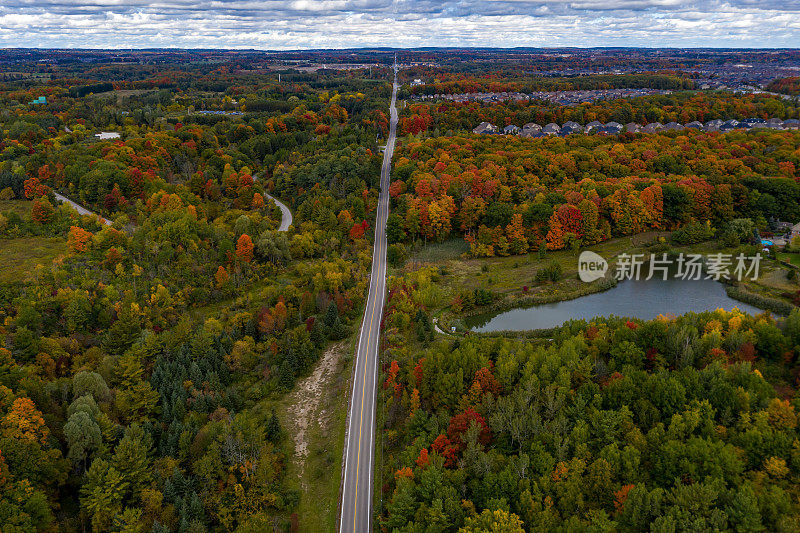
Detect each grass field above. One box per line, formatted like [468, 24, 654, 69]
[0, 236, 67, 283]
[402, 234, 648, 303]
[402, 233, 800, 323]
[0, 199, 33, 217]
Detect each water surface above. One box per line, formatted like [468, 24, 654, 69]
[464, 278, 763, 332]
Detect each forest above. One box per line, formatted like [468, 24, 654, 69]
[386, 130, 800, 257]
[403, 73, 696, 97]
[3, 46, 800, 533]
[0, 55, 391, 531]
[769, 78, 800, 97]
[375, 55, 800, 532]
[378, 295, 800, 531]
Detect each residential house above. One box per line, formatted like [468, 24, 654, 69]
[542, 123, 561, 135]
[560, 124, 582, 135]
[742, 118, 765, 127]
[521, 123, 542, 137]
[640, 122, 663, 133]
[503, 124, 521, 135]
[720, 120, 741, 132]
[473, 122, 498, 134]
[766, 118, 784, 129]
[585, 120, 603, 132]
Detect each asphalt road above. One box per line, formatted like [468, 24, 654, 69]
[339, 63, 399, 533]
[264, 193, 292, 231]
[253, 172, 292, 232]
[54, 189, 292, 233]
[53, 192, 112, 226]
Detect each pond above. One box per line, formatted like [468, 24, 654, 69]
[463, 278, 764, 332]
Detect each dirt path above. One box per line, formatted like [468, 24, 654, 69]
[284, 341, 347, 476]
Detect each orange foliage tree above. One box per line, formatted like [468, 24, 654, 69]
[1, 397, 49, 445]
[31, 197, 55, 224]
[67, 226, 93, 253]
[236, 234, 254, 262]
[215, 265, 229, 288]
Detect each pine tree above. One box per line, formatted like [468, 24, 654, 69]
[266, 410, 282, 443]
[112, 424, 153, 501]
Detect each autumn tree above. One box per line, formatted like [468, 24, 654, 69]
[236, 234, 254, 263]
[68, 226, 94, 253]
[31, 197, 55, 224]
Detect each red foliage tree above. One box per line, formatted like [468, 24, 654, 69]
[447, 408, 491, 451]
[473, 367, 501, 396]
[416, 448, 429, 469]
[349, 220, 369, 240]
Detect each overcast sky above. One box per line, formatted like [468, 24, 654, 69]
[0, 0, 798, 49]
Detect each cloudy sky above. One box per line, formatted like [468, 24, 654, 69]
[0, 0, 798, 49]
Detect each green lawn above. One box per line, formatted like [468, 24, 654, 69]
[778, 252, 800, 267]
[0, 236, 67, 283]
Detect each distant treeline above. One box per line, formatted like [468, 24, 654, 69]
[768, 77, 800, 96]
[410, 73, 695, 95]
[68, 82, 114, 97]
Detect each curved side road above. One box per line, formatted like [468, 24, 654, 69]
[339, 61, 399, 533]
[53, 192, 112, 226]
[264, 193, 292, 231]
[253, 173, 293, 232]
[54, 188, 292, 233]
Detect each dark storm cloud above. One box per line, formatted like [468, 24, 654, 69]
[0, 0, 798, 48]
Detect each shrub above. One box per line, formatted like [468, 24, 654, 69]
[672, 221, 715, 245]
[536, 261, 563, 283]
[474, 288, 494, 306]
[387, 243, 407, 267]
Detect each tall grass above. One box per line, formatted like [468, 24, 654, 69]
[725, 285, 794, 316]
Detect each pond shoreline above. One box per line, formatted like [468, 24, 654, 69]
[456, 276, 769, 334]
[457, 275, 618, 320]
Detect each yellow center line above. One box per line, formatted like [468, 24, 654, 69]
[353, 223, 382, 531]
[349, 84, 392, 530]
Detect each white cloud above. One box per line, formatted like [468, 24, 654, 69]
[0, 0, 797, 48]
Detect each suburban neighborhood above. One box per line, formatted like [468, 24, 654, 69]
[473, 117, 800, 137]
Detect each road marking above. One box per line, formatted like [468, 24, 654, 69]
[353, 160, 389, 530]
[341, 71, 397, 533]
[353, 268, 377, 529]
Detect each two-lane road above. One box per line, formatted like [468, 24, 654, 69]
[340, 63, 399, 533]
